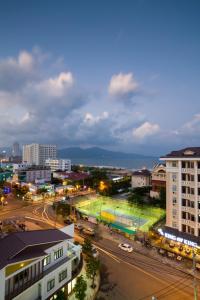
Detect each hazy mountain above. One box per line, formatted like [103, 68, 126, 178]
[58, 147, 156, 160]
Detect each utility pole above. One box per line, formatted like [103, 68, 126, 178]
[193, 251, 198, 300]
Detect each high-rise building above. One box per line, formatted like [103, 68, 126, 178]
[23, 143, 57, 166]
[160, 147, 200, 241]
[12, 142, 20, 157]
[45, 159, 71, 172]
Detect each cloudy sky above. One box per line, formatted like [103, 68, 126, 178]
[0, 0, 200, 155]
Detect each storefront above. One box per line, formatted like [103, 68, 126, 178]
[157, 226, 200, 260]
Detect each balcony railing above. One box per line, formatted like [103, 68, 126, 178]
[5, 273, 43, 300]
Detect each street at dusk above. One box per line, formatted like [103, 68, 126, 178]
[0, 1, 200, 300]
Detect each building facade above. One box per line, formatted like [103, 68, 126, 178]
[131, 169, 151, 188]
[14, 165, 51, 183]
[45, 159, 71, 172]
[0, 227, 82, 300]
[23, 144, 57, 166]
[150, 164, 166, 199]
[160, 147, 200, 238]
[12, 143, 21, 157]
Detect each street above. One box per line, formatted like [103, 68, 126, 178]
[0, 199, 199, 300]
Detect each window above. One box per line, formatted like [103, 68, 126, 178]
[47, 279, 55, 292]
[43, 254, 51, 267]
[182, 161, 186, 168]
[172, 222, 177, 228]
[173, 197, 177, 205]
[191, 201, 195, 208]
[198, 202, 200, 210]
[190, 188, 195, 195]
[191, 214, 195, 222]
[59, 269, 68, 282]
[172, 173, 177, 182]
[172, 185, 177, 192]
[182, 224, 186, 232]
[198, 162, 200, 169]
[172, 209, 177, 218]
[182, 199, 186, 207]
[182, 211, 186, 220]
[182, 186, 186, 194]
[182, 173, 186, 181]
[191, 175, 194, 182]
[54, 248, 63, 260]
[172, 161, 177, 167]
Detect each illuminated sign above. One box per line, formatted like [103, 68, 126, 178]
[158, 228, 199, 248]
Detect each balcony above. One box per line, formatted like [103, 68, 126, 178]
[182, 168, 195, 174]
[5, 272, 43, 300]
[182, 181, 195, 187]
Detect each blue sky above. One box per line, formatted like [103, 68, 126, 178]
[0, 0, 200, 155]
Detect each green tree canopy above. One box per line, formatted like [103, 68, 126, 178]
[74, 275, 87, 300]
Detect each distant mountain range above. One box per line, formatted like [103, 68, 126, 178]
[58, 147, 156, 160]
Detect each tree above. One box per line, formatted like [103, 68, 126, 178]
[56, 290, 67, 300]
[74, 275, 87, 300]
[82, 238, 93, 256]
[86, 256, 100, 288]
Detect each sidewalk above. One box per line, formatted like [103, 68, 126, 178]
[68, 261, 100, 300]
[97, 223, 200, 279]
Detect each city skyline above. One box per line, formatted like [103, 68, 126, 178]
[0, 0, 200, 155]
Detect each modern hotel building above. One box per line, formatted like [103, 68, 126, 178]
[160, 147, 200, 246]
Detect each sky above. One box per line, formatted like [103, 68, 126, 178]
[0, 0, 200, 155]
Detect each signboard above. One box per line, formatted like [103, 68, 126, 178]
[158, 228, 199, 248]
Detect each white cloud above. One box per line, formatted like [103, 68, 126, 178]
[133, 121, 160, 140]
[108, 72, 139, 97]
[84, 111, 109, 125]
[18, 51, 34, 71]
[36, 72, 74, 97]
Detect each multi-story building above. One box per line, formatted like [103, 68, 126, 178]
[14, 165, 51, 183]
[150, 163, 166, 199]
[45, 159, 71, 172]
[160, 147, 200, 244]
[0, 227, 82, 300]
[23, 144, 57, 166]
[131, 169, 151, 188]
[12, 143, 21, 157]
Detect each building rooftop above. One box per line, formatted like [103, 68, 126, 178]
[0, 229, 71, 269]
[132, 169, 151, 176]
[161, 147, 200, 159]
[55, 171, 90, 181]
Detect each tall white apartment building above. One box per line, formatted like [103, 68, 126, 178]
[0, 227, 82, 300]
[45, 159, 71, 172]
[23, 144, 57, 166]
[160, 147, 200, 239]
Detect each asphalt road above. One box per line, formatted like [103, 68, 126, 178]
[94, 238, 198, 300]
[0, 200, 198, 299]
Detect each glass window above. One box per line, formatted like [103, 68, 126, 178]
[54, 248, 63, 260]
[172, 185, 177, 192]
[59, 269, 67, 282]
[43, 254, 51, 267]
[172, 161, 177, 167]
[47, 279, 55, 292]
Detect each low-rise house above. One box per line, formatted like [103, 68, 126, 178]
[150, 163, 166, 199]
[0, 227, 82, 300]
[131, 169, 151, 188]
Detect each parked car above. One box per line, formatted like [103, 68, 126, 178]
[82, 227, 95, 236]
[118, 243, 133, 253]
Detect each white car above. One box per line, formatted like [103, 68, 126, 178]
[118, 243, 133, 253]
